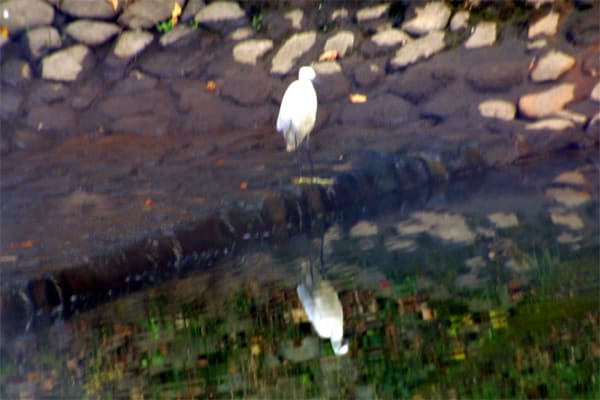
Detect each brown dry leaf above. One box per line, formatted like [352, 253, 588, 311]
[319, 49, 339, 61]
[144, 198, 153, 207]
[349, 93, 367, 103]
[206, 80, 217, 93]
[240, 181, 248, 190]
[107, 0, 119, 11]
[170, 2, 182, 26]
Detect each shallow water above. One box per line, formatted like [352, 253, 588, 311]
[1, 155, 599, 399]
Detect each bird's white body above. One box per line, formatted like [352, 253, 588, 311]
[277, 66, 318, 152]
[297, 262, 348, 356]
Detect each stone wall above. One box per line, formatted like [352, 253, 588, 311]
[1, 0, 598, 155]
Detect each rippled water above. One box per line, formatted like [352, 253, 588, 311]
[1, 156, 598, 399]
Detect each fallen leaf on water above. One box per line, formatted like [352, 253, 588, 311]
[293, 176, 334, 185]
[240, 181, 248, 190]
[349, 93, 367, 103]
[144, 198, 153, 207]
[206, 80, 217, 93]
[319, 49, 339, 61]
[215, 156, 225, 166]
[9, 240, 34, 249]
[106, 0, 119, 11]
[170, 2, 182, 26]
[0, 26, 9, 38]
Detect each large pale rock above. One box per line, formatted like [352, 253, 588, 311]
[120, 0, 184, 29]
[0, 0, 54, 34]
[526, 118, 575, 131]
[450, 10, 469, 31]
[233, 39, 273, 65]
[464, 22, 497, 49]
[60, 0, 119, 19]
[390, 31, 446, 69]
[42, 45, 93, 82]
[323, 31, 354, 58]
[518, 84, 576, 118]
[23, 26, 62, 60]
[65, 20, 121, 46]
[402, 2, 451, 35]
[284, 9, 303, 29]
[194, 1, 245, 32]
[270, 31, 317, 75]
[371, 29, 411, 48]
[591, 81, 600, 102]
[113, 30, 154, 60]
[528, 11, 559, 38]
[181, 0, 205, 22]
[159, 24, 198, 47]
[478, 99, 516, 121]
[530, 50, 575, 82]
[356, 3, 390, 22]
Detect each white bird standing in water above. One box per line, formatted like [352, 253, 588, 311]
[277, 66, 318, 172]
[297, 260, 349, 356]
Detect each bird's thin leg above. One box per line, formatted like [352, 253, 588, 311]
[305, 137, 315, 184]
[293, 132, 303, 180]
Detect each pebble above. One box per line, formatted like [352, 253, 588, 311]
[553, 170, 585, 186]
[113, 30, 154, 60]
[284, 9, 303, 29]
[311, 61, 342, 75]
[590, 81, 600, 102]
[270, 31, 317, 75]
[390, 31, 446, 69]
[356, 3, 390, 22]
[551, 110, 588, 127]
[402, 2, 451, 35]
[60, 0, 119, 19]
[518, 83, 576, 118]
[0, 0, 54, 34]
[350, 220, 378, 237]
[119, 0, 183, 29]
[465, 22, 497, 49]
[233, 39, 273, 65]
[194, 0, 245, 32]
[526, 118, 575, 131]
[530, 50, 575, 82]
[488, 212, 519, 228]
[370, 29, 411, 48]
[65, 20, 121, 46]
[323, 30, 355, 58]
[159, 24, 198, 47]
[41, 45, 93, 82]
[23, 26, 62, 60]
[526, 38, 548, 50]
[549, 209, 584, 230]
[450, 10, 469, 32]
[528, 11, 559, 38]
[229, 27, 254, 41]
[545, 187, 591, 207]
[478, 99, 516, 121]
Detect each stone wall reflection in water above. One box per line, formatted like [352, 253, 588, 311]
[1, 154, 598, 399]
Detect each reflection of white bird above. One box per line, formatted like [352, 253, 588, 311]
[276, 66, 318, 152]
[297, 261, 349, 356]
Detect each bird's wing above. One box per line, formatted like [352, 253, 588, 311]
[276, 81, 301, 133]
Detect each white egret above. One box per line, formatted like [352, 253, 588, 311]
[297, 260, 349, 356]
[277, 66, 318, 152]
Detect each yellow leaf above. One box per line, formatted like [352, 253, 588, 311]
[349, 93, 367, 103]
[319, 49, 339, 61]
[171, 2, 182, 26]
[0, 26, 9, 38]
[106, 0, 118, 11]
[206, 80, 217, 93]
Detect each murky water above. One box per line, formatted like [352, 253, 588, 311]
[1, 156, 598, 399]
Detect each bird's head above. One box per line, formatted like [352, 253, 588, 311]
[298, 66, 317, 82]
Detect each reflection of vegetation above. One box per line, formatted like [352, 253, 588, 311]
[1, 240, 598, 398]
